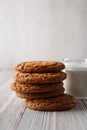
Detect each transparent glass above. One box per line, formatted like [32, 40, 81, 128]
[63, 58, 87, 99]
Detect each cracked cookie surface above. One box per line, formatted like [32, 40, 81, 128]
[14, 72, 67, 84]
[10, 82, 64, 93]
[16, 90, 64, 100]
[15, 61, 65, 73]
[24, 94, 77, 111]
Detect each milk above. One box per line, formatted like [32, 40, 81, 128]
[64, 59, 87, 99]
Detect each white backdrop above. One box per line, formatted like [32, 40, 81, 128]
[0, 0, 87, 68]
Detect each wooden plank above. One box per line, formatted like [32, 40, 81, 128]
[82, 99, 87, 108]
[17, 100, 87, 130]
[0, 92, 26, 130]
[55, 100, 87, 130]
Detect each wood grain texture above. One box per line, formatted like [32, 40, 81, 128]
[17, 100, 87, 130]
[0, 70, 87, 130]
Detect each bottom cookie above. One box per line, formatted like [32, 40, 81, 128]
[16, 90, 64, 100]
[24, 94, 77, 111]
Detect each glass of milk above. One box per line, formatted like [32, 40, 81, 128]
[63, 58, 87, 99]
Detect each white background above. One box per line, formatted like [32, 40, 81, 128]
[0, 0, 87, 68]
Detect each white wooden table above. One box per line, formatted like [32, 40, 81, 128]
[0, 70, 87, 130]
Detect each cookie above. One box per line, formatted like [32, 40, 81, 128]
[16, 90, 64, 100]
[15, 61, 65, 73]
[14, 72, 67, 84]
[24, 94, 77, 111]
[10, 82, 64, 93]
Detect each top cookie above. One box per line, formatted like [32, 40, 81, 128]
[15, 61, 65, 73]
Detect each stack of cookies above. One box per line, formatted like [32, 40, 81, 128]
[10, 61, 76, 111]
